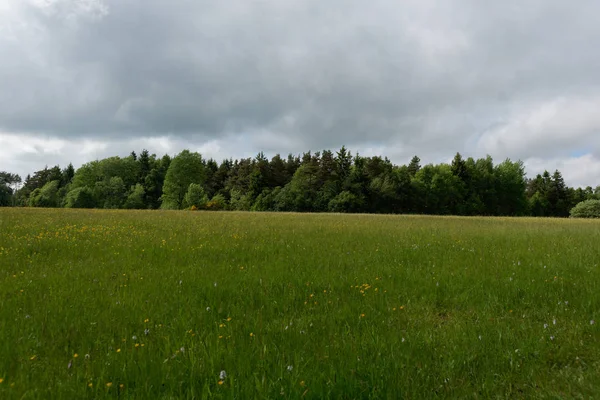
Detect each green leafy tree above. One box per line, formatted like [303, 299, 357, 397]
[64, 187, 96, 208]
[407, 156, 421, 177]
[104, 177, 127, 209]
[162, 150, 205, 209]
[124, 184, 146, 209]
[328, 191, 364, 213]
[29, 180, 61, 207]
[229, 188, 253, 211]
[183, 183, 209, 209]
[0, 172, 21, 206]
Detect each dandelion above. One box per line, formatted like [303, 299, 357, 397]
[106, 382, 113, 388]
[300, 381, 305, 387]
[135, 343, 140, 348]
[88, 383, 93, 388]
[30, 355, 36, 360]
[219, 370, 227, 380]
[116, 349, 121, 353]
[144, 318, 149, 323]
[226, 317, 232, 322]
[218, 380, 224, 385]
[249, 332, 254, 337]
[0, 379, 3, 384]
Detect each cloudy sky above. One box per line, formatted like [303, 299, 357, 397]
[1, 0, 599, 187]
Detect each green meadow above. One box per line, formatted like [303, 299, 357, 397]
[0, 208, 599, 399]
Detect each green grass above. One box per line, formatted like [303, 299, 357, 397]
[0, 209, 599, 399]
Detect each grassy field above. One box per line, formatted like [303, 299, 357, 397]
[0, 208, 599, 399]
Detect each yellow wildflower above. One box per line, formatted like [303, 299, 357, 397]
[218, 380, 224, 385]
[106, 382, 113, 388]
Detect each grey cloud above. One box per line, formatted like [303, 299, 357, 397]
[2, 0, 600, 183]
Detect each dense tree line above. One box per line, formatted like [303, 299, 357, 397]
[2, 147, 599, 216]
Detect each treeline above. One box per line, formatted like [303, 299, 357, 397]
[2, 147, 599, 216]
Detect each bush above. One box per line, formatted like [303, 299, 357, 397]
[206, 194, 227, 211]
[570, 199, 600, 218]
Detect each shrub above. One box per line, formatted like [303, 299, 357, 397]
[570, 199, 600, 218]
[206, 194, 227, 211]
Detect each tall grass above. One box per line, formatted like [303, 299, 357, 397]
[0, 209, 599, 398]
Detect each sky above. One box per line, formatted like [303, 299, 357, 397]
[1, 0, 600, 188]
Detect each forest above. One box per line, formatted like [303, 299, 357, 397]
[1, 147, 599, 216]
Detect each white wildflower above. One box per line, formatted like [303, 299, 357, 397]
[219, 370, 227, 380]
[287, 365, 293, 372]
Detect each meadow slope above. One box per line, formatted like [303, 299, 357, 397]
[0, 209, 599, 399]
